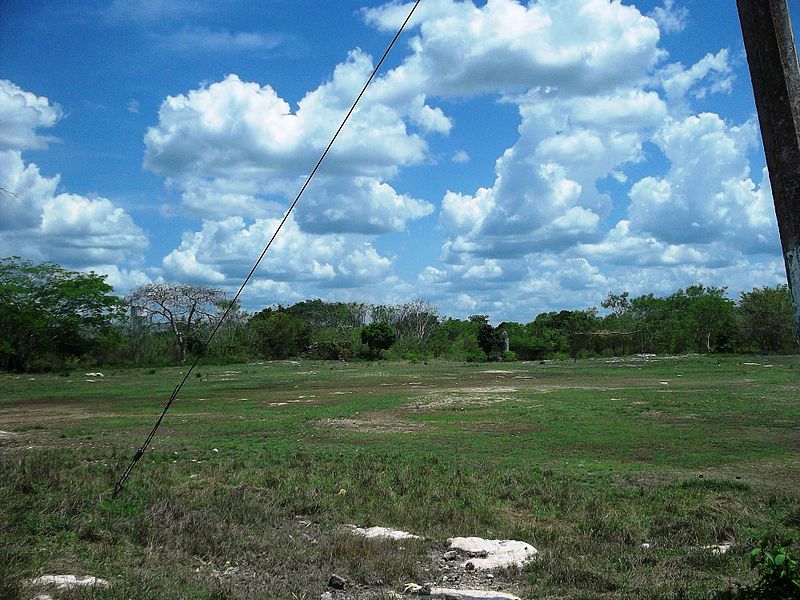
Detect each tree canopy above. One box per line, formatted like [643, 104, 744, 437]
[360, 322, 397, 355]
[0, 257, 123, 371]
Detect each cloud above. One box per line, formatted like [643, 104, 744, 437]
[296, 177, 434, 234]
[102, 0, 212, 23]
[0, 82, 149, 277]
[143, 64, 432, 182]
[661, 49, 734, 107]
[649, 0, 689, 34]
[437, 87, 666, 261]
[0, 151, 149, 267]
[451, 150, 470, 164]
[366, 0, 663, 98]
[155, 27, 289, 54]
[143, 53, 445, 238]
[0, 80, 62, 150]
[127, 99, 140, 114]
[0, 151, 60, 230]
[627, 113, 776, 252]
[162, 215, 393, 290]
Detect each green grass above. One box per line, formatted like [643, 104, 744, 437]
[1, 355, 799, 599]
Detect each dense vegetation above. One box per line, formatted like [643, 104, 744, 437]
[0, 256, 797, 372]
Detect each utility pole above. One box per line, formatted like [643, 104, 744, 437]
[737, 0, 800, 341]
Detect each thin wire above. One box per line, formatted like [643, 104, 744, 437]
[113, 0, 422, 497]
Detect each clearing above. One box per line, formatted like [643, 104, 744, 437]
[1, 355, 799, 599]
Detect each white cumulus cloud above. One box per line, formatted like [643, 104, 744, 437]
[0, 80, 62, 150]
[0, 82, 149, 288]
[649, 0, 689, 34]
[162, 215, 393, 291]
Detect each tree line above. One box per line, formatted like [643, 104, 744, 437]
[1, 256, 797, 372]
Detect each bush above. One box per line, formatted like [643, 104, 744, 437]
[501, 350, 517, 362]
[250, 311, 311, 359]
[360, 322, 397, 356]
[713, 538, 799, 599]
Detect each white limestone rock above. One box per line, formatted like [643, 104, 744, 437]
[430, 588, 521, 600]
[30, 574, 110, 589]
[347, 525, 422, 540]
[448, 537, 538, 570]
[702, 543, 734, 555]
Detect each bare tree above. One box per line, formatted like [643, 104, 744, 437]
[344, 302, 369, 328]
[399, 298, 439, 346]
[370, 304, 403, 328]
[127, 283, 227, 362]
[370, 298, 439, 346]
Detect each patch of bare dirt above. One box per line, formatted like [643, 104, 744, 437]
[409, 387, 517, 410]
[319, 416, 425, 435]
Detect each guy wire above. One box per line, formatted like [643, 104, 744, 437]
[113, 0, 423, 496]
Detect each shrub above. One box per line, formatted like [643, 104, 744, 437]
[250, 312, 311, 359]
[501, 350, 517, 362]
[360, 322, 397, 356]
[712, 538, 799, 599]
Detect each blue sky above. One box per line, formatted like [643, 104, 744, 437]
[1, 0, 797, 322]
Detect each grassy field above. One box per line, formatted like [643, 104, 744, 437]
[1, 355, 799, 599]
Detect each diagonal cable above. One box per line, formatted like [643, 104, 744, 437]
[113, 0, 422, 496]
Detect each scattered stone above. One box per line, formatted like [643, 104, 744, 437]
[337, 488, 347, 495]
[465, 562, 475, 571]
[448, 537, 538, 570]
[33, 595, 55, 600]
[404, 583, 423, 594]
[0, 430, 15, 439]
[30, 575, 111, 590]
[702, 543, 734, 555]
[321, 592, 334, 600]
[347, 525, 422, 540]
[84, 372, 104, 377]
[429, 589, 521, 600]
[443, 550, 458, 561]
[641, 543, 652, 550]
[328, 574, 346, 590]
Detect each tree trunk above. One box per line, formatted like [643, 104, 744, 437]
[177, 335, 186, 363]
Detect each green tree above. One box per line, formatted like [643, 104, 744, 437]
[476, 321, 502, 359]
[565, 309, 598, 361]
[360, 322, 396, 356]
[0, 257, 123, 371]
[738, 285, 796, 353]
[249, 310, 311, 359]
[284, 299, 368, 329]
[687, 291, 737, 353]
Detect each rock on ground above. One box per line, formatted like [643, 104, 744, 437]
[30, 575, 111, 590]
[347, 525, 422, 540]
[448, 537, 538, 570]
[429, 589, 521, 600]
[701, 543, 734, 555]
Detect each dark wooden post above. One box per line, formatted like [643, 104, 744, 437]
[737, 0, 800, 341]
